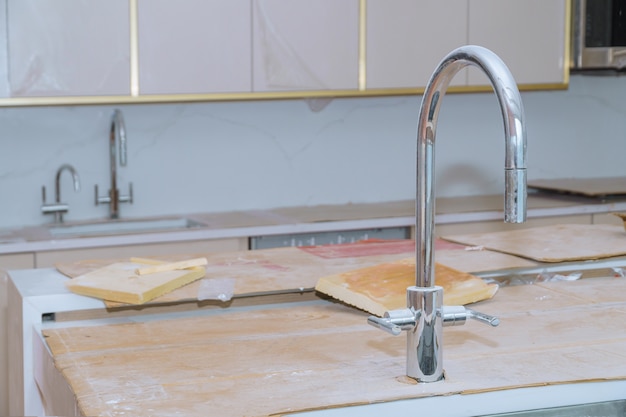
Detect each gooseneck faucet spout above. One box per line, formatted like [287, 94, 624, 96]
[55, 164, 81, 204]
[368, 45, 527, 383]
[417, 45, 527, 289]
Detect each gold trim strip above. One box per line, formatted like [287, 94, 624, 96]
[0, 82, 569, 108]
[358, 0, 367, 90]
[563, 0, 571, 85]
[129, 0, 139, 96]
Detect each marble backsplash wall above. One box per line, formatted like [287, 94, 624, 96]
[0, 74, 625, 230]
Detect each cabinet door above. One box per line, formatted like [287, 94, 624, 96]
[467, 0, 567, 86]
[138, 0, 251, 95]
[252, 0, 359, 92]
[366, 0, 468, 89]
[0, 253, 35, 269]
[7, 0, 130, 97]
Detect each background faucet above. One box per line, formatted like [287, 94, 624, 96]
[95, 109, 133, 219]
[41, 164, 81, 223]
[368, 45, 527, 382]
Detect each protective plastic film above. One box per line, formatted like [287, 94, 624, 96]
[7, 0, 130, 97]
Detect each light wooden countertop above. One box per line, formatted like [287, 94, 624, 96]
[41, 276, 626, 417]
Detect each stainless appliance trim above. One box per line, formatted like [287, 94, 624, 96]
[571, 0, 626, 70]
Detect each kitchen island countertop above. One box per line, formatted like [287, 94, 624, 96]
[37, 274, 626, 416]
[8, 237, 626, 416]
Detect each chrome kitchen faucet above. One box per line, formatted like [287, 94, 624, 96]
[95, 109, 133, 219]
[41, 164, 81, 223]
[368, 45, 528, 382]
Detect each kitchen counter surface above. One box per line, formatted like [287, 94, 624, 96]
[38, 275, 626, 416]
[2, 193, 626, 255]
[9, 238, 626, 416]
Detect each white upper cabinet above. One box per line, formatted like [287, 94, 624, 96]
[367, 0, 568, 91]
[252, 0, 360, 92]
[366, 0, 468, 89]
[7, 0, 130, 97]
[137, 0, 251, 95]
[0, 0, 568, 103]
[467, 0, 568, 87]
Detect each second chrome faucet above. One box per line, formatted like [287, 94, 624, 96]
[95, 109, 133, 219]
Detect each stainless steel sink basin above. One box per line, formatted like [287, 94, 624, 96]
[481, 399, 626, 417]
[48, 217, 205, 237]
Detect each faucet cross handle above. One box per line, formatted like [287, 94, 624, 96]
[41, 186, 69, 221]
[442, 306, 500, 327]
[119, 182, 134, 204]
[367, 308, 416, 336]
[368, 305, 499, 335]
[95, 182, 133, 210]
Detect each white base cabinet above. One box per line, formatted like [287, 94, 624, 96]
[0, 253, 35, 269]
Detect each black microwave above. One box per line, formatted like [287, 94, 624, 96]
[571, 0, 626, 70]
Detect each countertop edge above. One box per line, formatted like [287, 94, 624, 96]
[3, 196, 626, 255]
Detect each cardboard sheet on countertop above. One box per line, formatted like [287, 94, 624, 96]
[528, 176, 626, 198]
[41, 277, 626, 417]
[56, 241, 419, 307]
[434, 247, 539, 271]
[55, 240, 540, 308]
[442, 223, 626, 262]
[315, 258, 498, 316]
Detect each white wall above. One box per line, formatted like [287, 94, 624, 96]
[1, 74, 626, 230]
